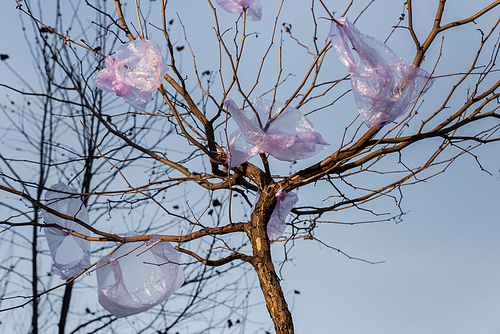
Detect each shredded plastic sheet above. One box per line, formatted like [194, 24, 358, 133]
[330, 18, 435, 128]
[43, 183, 91, 280]
[225, 98, 329, 166]
[97, 233, 184, 318]
[214, 0, 262, 22]
[94, 39, 168, 110]
[253, 188, 298, 241]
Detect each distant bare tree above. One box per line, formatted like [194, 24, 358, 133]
[1, 1, 499, 333]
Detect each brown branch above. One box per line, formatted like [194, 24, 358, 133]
[175, 246, 253, 266]
[414, 0, 500, 66]
[439, 0, 500, 32]
[114, 0, 134, 40]
[0, 84, 85, 107]
[317, 0, 341, 25]
[407, 0, 421, 54]
[0, 184, 122, 241]
[281, 126, 379, 190]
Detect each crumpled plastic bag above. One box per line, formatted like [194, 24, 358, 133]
[97, 233, 184, 318]
[330, 18, 435, 128]
[225, 97, 329, 166]
[43, 182, 91, 280]
[214, 0, 262, 22]
[94, 39, 168, 110]
[253, 188, 298, 241]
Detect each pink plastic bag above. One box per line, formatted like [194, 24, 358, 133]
[225, 98, 329, 167]
[253, 188, 298, 241]
[214, 0, 262, 21]
[43, 183, 91, 280]
[97, 234, 184, 318]
[94, 39, 168, 110]
[330, 18, 434, 128]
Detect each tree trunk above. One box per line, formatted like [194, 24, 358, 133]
[31, 224, 38, 334]
[246, 185, 294, 334]
[58, 281, 73, 334]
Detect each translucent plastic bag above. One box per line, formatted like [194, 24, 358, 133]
[214, 0, 262, 22]
[97, 234, 184, 318]
[94, 39, 168, 110]
[253, 188, 298, 241]
[43, 182, 91, 280]
[225, 97, 329, 166]
[330, 18, 434, 128]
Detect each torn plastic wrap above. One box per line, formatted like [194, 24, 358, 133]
[253, 188, 298, 241]
[225, 98, 329, 167]
[97, 234, 184, 318]
[43, 182, 91, 280]
[94, 39, 168, 110]
[214, 0, 262, 22]
[330, 18, 435, 128]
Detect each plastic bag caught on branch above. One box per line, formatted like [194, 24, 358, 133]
[43, 182, 91, 280]
[253, 188, 298, 241]
[225, 98, 329, 167]
[94, 39, 168, 110]
[214, 0, 262, 22]
[96, 234, 184, 318]
[330, 18, 435, 128]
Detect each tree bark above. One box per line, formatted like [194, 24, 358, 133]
[58, 281, 73, 334]
[31, 223, 38, 334]
[245, 185, 294, 334]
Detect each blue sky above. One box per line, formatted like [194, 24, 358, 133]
[1, 1, 499, 333]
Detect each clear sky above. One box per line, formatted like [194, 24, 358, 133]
[1, 1, 499, 333]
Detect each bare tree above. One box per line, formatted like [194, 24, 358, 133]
[1, 0, 499, 333]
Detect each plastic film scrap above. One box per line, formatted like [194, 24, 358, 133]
[94, 39, 168, 110]
[225, 97, 329, 167]
[214, 0, 262, 21]
[253, 188, 298, 241]
[43, 182, 91, 280]
[96, 233, 184, 318]
[330, 18, 435, 128]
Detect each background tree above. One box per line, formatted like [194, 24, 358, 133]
[1, 0, 499, 333]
